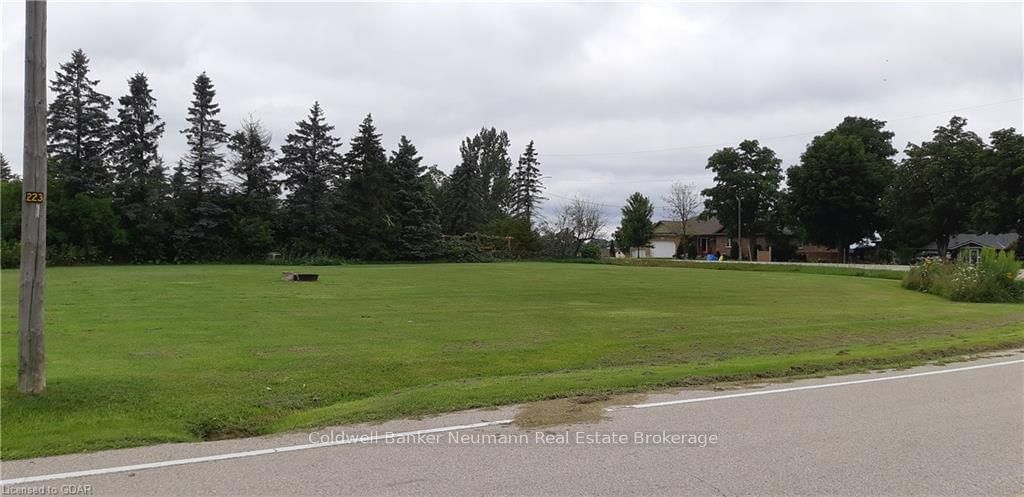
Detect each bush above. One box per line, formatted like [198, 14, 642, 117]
[438, 233, 511, 263]
[893, 247, 916, 265]
[578, 244, 601, 260]
[1, 240, 19, 268]
[903, 249, 1023, 303]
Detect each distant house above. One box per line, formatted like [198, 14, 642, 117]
[918, 233, 1019, 263]
[628, 217, 770, 259]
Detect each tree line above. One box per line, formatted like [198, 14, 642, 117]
[0, 49, 546, 266]
[2, 50, 1019, 266]
[611, 116, 1022, 261]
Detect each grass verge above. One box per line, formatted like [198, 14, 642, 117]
[1, 262, 1020, 459]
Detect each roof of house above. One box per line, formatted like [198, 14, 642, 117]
[920, 232, 1019, 251]
[653, 217, 725, 236]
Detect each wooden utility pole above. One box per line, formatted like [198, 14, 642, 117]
[18, 0, 47, 395]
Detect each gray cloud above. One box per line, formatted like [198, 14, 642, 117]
[2, 2, 1021, 228]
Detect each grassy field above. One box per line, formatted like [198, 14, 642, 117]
[1, 262, 1022, 459]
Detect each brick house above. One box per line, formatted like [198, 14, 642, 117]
[627, 216, 769, 259]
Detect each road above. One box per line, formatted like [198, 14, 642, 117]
[2, 354, 1022, 496]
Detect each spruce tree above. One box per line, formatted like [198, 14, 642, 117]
[111, 72, 170, 261]
[442, 137, 486, 234]
[0, 154, 14, 182]
[341, 114, 397, 259]
[228, 118, 279, 257]
[174, 72, 230, 260]
[391, 136, 441, 259]
[618, 192, 655, 258]
[229, 118, 278, 200]
[512, 140, 544, 225]
[180, 72, 229, 201]
[278, 102, 344, 254]
[47, 49, 114, 196]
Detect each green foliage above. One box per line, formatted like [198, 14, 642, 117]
[47, 188, 126, 263]
[227, 118, 279, 258]
[0, 153, 15, 182]
[701, 139, 783, 248]
[340, 114, 397, 260]
[787, 117, 895, 255]
[617, 192, 655, 256]
[443, 138, 486, 234]
[972, 128, 1024, 259]
[1, 179, 22, 244]
[511, 140, 545, 225]
[278, 102, 344, 255]
[578, 243, 601, 260]
[0, 240, 18, 268]
[480, 216, 540, 256]
[437, 233, 511, 262]
[111, 72, 171, 263]
[903, 249, 1023, 303]
[392, 136, 443, 260]
[47, 49, 114, 197]
[884, 116, 986, 258]
[179, 72, 228, 199]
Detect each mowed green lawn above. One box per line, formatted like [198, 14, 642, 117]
[1, 262, 1022, 459]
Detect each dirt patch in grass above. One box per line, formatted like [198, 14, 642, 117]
[513, 393, 647, 428]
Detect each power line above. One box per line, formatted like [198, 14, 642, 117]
[544, 97, 1023, 158]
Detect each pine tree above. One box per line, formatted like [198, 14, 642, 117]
[174, 72, 230, 260]
[443, 137, 486, 234]
[278, 102, 344, 254]
[228, 118, 279, 257]
[618, 192, 655, 258]
[512, 140, 544, 224]
[0, 154, 14, 182]
[110, 72, 169, 261]
[112, 73, 165, 203]
[391, 136, 441, 259]
[229, 118, 278, 200]
[341, 114, 397, 259]
[180, 72, 229, 202]
[47, 49, 114, 196]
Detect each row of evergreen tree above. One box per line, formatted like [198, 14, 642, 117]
[0, 49, 546, 264]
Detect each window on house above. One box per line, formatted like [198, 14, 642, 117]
[726, 238, 732, 249]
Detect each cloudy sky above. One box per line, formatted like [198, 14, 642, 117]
[1, 1, 1021, 225]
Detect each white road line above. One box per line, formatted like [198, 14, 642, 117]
[606, 358, 1024, 412]
[0, 419, 514, 486]
[4, 357, 1022, 486]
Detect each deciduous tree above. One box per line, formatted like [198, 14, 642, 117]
[701, 140, 783, 260]
[972, 128, 1024, 258]
[786, 117, 895, 262]
[883, 116, 985, 258]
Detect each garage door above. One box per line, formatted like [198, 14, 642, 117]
[650, 240, 676, 258]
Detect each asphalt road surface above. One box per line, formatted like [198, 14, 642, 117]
[3, 354, 1022, 496]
